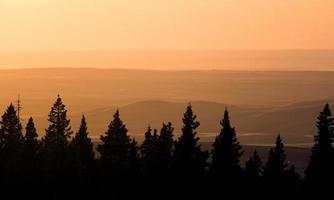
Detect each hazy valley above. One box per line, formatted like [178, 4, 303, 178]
[0, 68, 332, 146]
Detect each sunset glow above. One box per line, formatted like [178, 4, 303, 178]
[1, 1, 334, 197]
[1, 0, 334, 52]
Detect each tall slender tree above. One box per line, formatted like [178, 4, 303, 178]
[24, 117, 39, 155]
[262, 134, 299, 195]
[245, 150, 263, 181]
[0, 104, 24, 178]
[243, 150, 264, 196]
[210, 109, 243, 178]
[69, 115, 94, 180]
[157, 122, 174, 174]
[304, 103, 334, 193]
[22, 117, 41, 197]
[140, 126, 159, 176]
[172, 104, 208, 176]
[284, 165, 300, 194]
[128, 138, 140, 177]
[140, 123, 174, 178]
[23, 117, 40, 172]
[41, 95, 72, 177]
[263, 134, 287, 180]
[97, 110, 132, 177]
[97, 110, 137, 198]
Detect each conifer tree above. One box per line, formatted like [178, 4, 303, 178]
[24, 117, 39, 153]
[304, 103, 334, 193]
[97, 110, 136, 198]
[245, 150, 263, 181]
[21, 117, 42, 197]
[97, 110, 131, 177]
[69, 115, 94, 180]
[263, 134, 287, 180]
[244, 150, 264, 196]
[140, 126, 159, 176]
[210, 109, 243, 178]
[23, 117, 40, 173]
[41, 95, 72, 177]
[141, 126, 158, 161]
[129, 138, 140, 177]
[157, 122, 174, 174]
[0, 104, 24, 177]
[262, 134, 296, 195]
[172, 104, 208, 176]
[141, 123, 174, 176]
[0, 104, 23, 153]
[242, 150, 263, 197]
[284, 165, 300, 194]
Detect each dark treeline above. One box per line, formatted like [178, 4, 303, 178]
[0, 95, 333, 199]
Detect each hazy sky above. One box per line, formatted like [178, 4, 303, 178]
[1, 0, 334, 51]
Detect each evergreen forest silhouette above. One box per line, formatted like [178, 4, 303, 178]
[0, 95, 333, 199]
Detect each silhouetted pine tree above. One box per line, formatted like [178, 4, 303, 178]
[262, 134, 300, 195]
[97, 110, 132, 177]
[69, 115, 94, 181]
[138, 123, 175, 197]
[22, 117, 41, 197]
[169, 105, 208, 198]
[210, 109, 243, 179]
[284, 165, 300, 194]
[141, 126, 157, 158]
[157, 122, 174, 175]
[243, 150, 263, 196]
[263, 135, 287, 181]
[0, 104, 24, 179]
[41, 95, 72, 179]
[141, 126, 159, 176]
[304, 103, 334, 194]
[129, 138, 141, 197]
[141, 126, 156, 156]
[22, 117, 40, 174]
[97, 110, 137, 199]
[141, 123, 174, 177]
[24, 117, 39, 158]
[172, 105, 208, 176]
[245, 150, 263, 182]
[129, 138, 140, 177]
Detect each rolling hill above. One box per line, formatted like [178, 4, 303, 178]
[0, 68, 330, 146]
[30, 100, 331, 147]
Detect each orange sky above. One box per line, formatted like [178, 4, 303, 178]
[0, 0, 334, 51]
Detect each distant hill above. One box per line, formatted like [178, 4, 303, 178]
[1, 68, 334, 114]
[31, 100, 332, 146]
[0, 68, 330, 146]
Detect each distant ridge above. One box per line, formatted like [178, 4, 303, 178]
[0, 68, 330, 147]
[27, 99, 333, 147]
